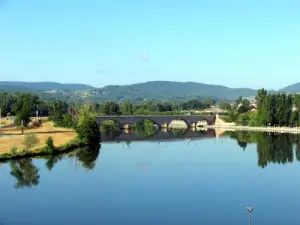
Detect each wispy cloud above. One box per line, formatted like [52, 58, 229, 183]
[137, 51, 150, 63]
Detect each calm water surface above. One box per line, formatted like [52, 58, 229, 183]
[1, 131, 300, 225]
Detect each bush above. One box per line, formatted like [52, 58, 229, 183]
[9, 146, 18, 156]
[44, 136, 55, 154]
[24, 133, 40, 151]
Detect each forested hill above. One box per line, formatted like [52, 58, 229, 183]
[279, 83, 300, 94]
[0, 81, 93, 91]
[0, 81, 259, 102]
[100, 81, 258, 102]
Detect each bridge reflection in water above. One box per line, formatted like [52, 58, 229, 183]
[101, 127, 224, 143]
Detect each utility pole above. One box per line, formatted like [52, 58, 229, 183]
[246, 207, 254, 225]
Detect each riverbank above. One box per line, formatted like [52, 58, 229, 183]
[0, 120, 80, 161]
[206, 125, 300, 134]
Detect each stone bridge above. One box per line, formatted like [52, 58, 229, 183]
[95, 115, 216, 128]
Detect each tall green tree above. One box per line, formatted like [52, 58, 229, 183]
[256, 88, 268, 108]
[76, 115, 101, 147]
[100, 102, 120, 115]
[120, 100, 133, 115]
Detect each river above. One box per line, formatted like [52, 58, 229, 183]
[1, 129, 300, 225]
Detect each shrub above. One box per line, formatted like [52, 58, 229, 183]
[9, 146, 18, 156]
[23, 133, 39, 151]
[44, 136, 55, 154]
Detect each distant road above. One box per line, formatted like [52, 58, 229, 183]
[1, 123, 16, 129]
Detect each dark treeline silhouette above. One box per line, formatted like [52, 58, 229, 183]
[229, 131, 300, 168]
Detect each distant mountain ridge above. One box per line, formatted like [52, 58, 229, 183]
[0, 80, 299, 102]
[279, 82, 300, 94]
[99, 81, 258, 102]
[0, 81, 93, 91]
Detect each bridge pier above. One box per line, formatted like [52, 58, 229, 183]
[191, 122, 197, 128]
[123, 124, 131, 129]
[161, 123, 168, 129]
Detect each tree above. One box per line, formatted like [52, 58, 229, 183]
[120, 100, 133, 115]
[24, 133, 39, 151]
[256, 88, 268, 108]
[76, 115, 101, 147]
[236, 96, 243, 105]
[241, 99, 250, 108]
[219, 102, 231, 110]
[48, 100, 69, 126]
[100, 102, 120, 115]
[237, 105, 249, 114]
[15, 105, 31, 126]
[44, 136, 55, 153]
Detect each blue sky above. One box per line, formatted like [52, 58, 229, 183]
[0, 0, 300, 89]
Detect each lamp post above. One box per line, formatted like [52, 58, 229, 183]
[36, 109, 39, 121]
[246, 207, 254, 225]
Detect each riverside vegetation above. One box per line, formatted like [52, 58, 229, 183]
[1, 88, 300, 161]
[220, 89, 300, 127]
[0, 92, 102, 160]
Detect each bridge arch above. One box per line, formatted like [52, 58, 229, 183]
[168, 119, 189, 128]
[98, 119, 122, 129]
[196, 120, 208, 127]
[135, 118, 161, 128]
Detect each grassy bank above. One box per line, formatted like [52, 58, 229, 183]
[0, 120, 81, 161]
[0, 138, 86, 162]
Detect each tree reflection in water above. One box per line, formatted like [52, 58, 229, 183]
[9, 159, 40, 189]
[76, 144, 100, 170]
[6, 130, 300, 188]
[229, 131, 300, 168]
[132, 120, 159, 137]
[7, 142, 101, 189]
[100, 124, 122, 140]
[168, 128, 188, 136]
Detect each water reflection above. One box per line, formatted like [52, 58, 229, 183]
[5, 145, 101, 189]
[100, 125, 213, 142]
[3, 128, 300, 190]
[76, 146, 100, 170]
[9, 158, 40, 189]
[99, 124, 122, 140]
[228, 131, 300, 168]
